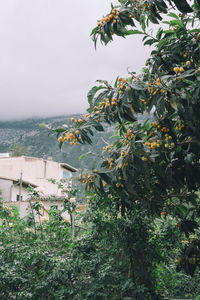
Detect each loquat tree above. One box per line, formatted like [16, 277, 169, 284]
[51, 0, 200, 298]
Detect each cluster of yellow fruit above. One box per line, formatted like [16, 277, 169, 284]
[119, 160, 128, 168]
[173, 66, 184, 74]
[116, 182, 124, 188]
[156, 78, 160, 86]
[121, 151, 129, 158]
[186, 60, 191, 66]
[70, 117, 83, 124]
[118, 77, 126, 84]
[83, 113, 89, 119]
[144, 122, 177, 151]
[148, 85, 154, 94]
[141, 99, 147, 105]
[144, 138, 161, 150]
[111, 98, 117, 105]
[161, 127, 170, 133]
[122, 129, 135, 146]
[152, 122, 170, 133]
[58, 130, 81, 146]
[175, 120, 184, 131]
[115, 175, 124, 188]
[103, 145, 112, 152]
[98, 97, 117, 110]
[125, 129, 135, 141]
[118, 77, 128, 94]
[146, 80, 166, 95]
[108, 158, 114, 169]
[141, 156, 148, 161]
[160, 211, 167, 216]
[79, 173, 95, 184]
[106, 98, 113, 109]
[164, 134, 175, 149]
[134, 0, 149, 10]
[97, 8, 120, 27]
[164, 134, 172, 141]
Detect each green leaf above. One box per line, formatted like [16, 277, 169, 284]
[79, 151, 92, 161]
[163, 30, 174, 34]
[119, 13, 135, 26]
[90, 26, 99, 36]
[172, 0, 193, 13]
[93, 122, 104, 132]
[188, 29, 200, 33]
[53, 128, 66, 133]
[157, 39, 167, 50]
[114, 76, 119, 88]
[40, 123, 49, 129]
[80, 131, 92, 144]
[155, 0, 168, 13]
[162, 21, 170, 25]
[144, 38, 157, 46]
[87, 86, 106, 110]
[150, 3, 162, 21]
[167, 12, 179, 19]
[104, 22, 112, 39]
[141, 15, 146, 32]
[170, 19, 184, 28]
[128, 29, 144, 35]
[156, 28, 163, 40]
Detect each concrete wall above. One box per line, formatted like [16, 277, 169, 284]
[0, 178, 30, 202]
[0, 178, 12, 202]
[12, 185, 29, 202]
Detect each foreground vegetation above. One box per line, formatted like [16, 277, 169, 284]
[1, 196, 200, 300]
[2, 0, 200, 298]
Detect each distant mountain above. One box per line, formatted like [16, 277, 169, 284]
[0, 115, 115, 171]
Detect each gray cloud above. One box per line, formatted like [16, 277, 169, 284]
[0, 0, 151, 120]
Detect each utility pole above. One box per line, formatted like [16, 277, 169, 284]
[19, 171, 23, 201]
[71, 213, 75, 240]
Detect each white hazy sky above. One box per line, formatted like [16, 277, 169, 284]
[0, 0, 151, 120]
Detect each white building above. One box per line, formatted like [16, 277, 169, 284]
[0, 155, 77, 202]
[0, 155, 77, 219]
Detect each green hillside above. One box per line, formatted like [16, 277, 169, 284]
[0, 115, 115, 170]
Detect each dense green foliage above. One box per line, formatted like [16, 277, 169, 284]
[1, 196, 200, 299]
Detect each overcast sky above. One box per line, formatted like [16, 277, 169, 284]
[0, 0, 151, 120]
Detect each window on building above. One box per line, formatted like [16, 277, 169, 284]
[63, 171, 71, 182]
[16, 195, 23, 201]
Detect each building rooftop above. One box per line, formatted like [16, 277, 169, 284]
[0, 176, 37, 188]
[0, 155, 77, 172]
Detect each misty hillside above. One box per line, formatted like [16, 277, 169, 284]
[0, 115, 116, 171]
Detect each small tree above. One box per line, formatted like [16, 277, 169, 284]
[9, 143, 31, 157]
